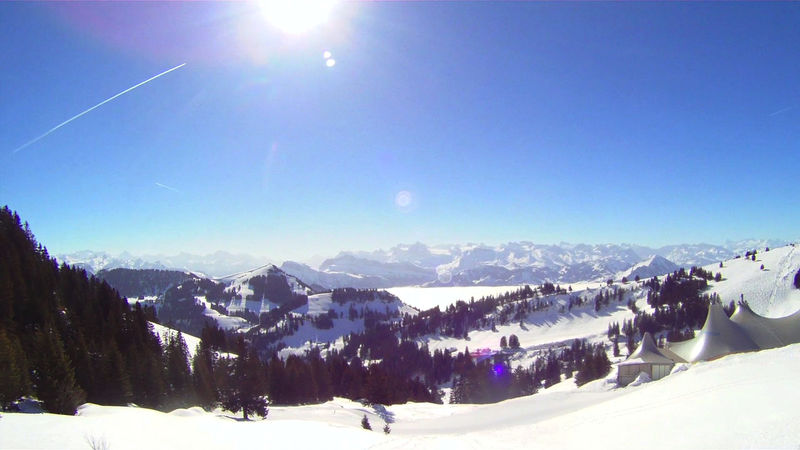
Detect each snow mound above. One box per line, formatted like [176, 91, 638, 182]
[580, 376, 618, 392]
[628, 371, 652, 386]
[169, 407, 207, 417]
[671, 363, 689, 375]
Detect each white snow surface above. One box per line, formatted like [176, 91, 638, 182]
[414, 287, 645, 364]
[704, 244, 800, 317]
[3, 344, 800, 449]
[387, 285, 530, 310]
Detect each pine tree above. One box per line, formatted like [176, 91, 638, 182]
[0, 328, 30, 408]
[94, 341, 133, 406]
[361, 414, 372, 430]
[31, 329, 85, 414]
[219, 340, 268, 420]
[163, 331, 193, 409]
[192, 342, 218, 410]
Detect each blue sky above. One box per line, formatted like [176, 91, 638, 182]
[1, 2, 798, 261]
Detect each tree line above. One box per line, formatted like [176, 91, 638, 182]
[0, 206, 179, 414]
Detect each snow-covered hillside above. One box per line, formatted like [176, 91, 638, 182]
[703, 244, 800, 317]
[280, 261, 385, 290]
[405, 284, 645, 366]
[3, 343, 799, 449]
[221, 264, 312, 315]
[270, 292, 419, 352]
[615, 254, 679, 281]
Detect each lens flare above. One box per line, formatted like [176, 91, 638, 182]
[395, 190, 413, 209]
[493, 364, 504, 376]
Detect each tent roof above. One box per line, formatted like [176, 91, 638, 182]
[732, 302, 800, 348]
[730, 303, 786, 349]
[668, 303, 759, 363]
[620, 332, 676, 365]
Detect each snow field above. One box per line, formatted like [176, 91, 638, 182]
[3, 344, 799, 449]
[704, 245, 800, 317]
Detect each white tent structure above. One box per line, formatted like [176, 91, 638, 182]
[730, 302, 800, 348]
[617, 332, 676, 386]
[667, 303, 759, 363]
[620, 301, 800, 385]
[667, 302, 800, 363]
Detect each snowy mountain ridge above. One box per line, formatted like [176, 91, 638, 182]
[58, 238, 795, 289]
[286, 240, 794, 288]
[55, 250, 269, 278]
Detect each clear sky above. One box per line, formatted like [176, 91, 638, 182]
[1, 1, 798, 262]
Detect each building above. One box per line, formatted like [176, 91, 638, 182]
[617, 332, 676, 386]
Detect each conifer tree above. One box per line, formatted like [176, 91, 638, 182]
[94, 341, 133, 406]
[192, 342, 218, 410]
[219, 339, 268, 420]
[164, 331, 193, 409]
[508, 334, 520, 349]
[0, 328, 30, 409]
[31, 328, 85, 414]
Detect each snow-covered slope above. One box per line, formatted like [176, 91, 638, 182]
[221, 264, 312, 314]
[3, 344, 799, 449]
[269, 292, 419, 351]
[703, 244, 800, 317]
[280, 261, 388, 290]
[409, 284, 645, 362]
[616, 255, 679, 281]
[149, 322, 203, 358]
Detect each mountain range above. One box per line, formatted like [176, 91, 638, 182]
[58, 239, 792, 289]
[56, 250, 271, 278]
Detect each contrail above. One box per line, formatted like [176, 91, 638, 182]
[769, 105, 794, 117]
[12, 63, 186, 154]
[155, 182, 181, 193]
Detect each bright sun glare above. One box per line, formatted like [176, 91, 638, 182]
[259, 0, 338, 34]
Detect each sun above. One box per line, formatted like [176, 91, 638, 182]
[259, 0, 338, 34]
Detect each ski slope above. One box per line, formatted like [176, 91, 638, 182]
[2, 343, 799, 449]
[704, 244, 800, 317]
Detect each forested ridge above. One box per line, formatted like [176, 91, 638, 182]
[0, 206, 168, 413]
